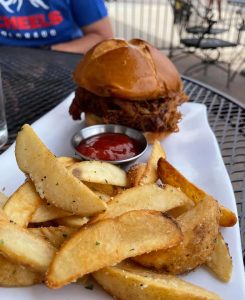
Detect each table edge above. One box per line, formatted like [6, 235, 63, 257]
[181, 75, 245, 110]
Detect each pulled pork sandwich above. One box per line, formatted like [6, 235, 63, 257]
[69, 39, 188, 142]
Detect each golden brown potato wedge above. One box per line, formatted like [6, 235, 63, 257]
[15, 124, 106, 216]
[30, 156, 88, 223]
[29, 226, 77, 248]
[0, 218, 55, 273]
[46, 210, 182, 289]
[84, 181, 123, 197]
[158, 158, 206, 203]
[219, 205, 238, 227]
[0, 192, 8, 208]
[0, 208, 7, 221]
[69, 161, 128, 187]
[31, 201, 72, 223]
[93, 191, 111, 203]
[57, 156, 80, 168]
[54, 216, 89, 228]
[3, 181, 42, 227]
[158, 158, 237, 227]
[76, 274, 91, 286]
[91, 184, 191, 224]
[139, 140, 166, 185]
[167, 197, 195, 218]
[206, 233, 232, 282]
[93, 261, 220, 300]
[134, 196, 220, 274]
[0, 254, 43, 287]
[127, 163, 146, 187]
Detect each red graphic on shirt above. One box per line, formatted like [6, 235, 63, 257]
[0, 10, 63, 30]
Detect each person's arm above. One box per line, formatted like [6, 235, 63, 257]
[51, 17, 113, 54]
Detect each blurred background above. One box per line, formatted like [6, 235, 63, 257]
[105, 0, 245, 105]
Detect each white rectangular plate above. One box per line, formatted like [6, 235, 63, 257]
[0, 94, 244, 300]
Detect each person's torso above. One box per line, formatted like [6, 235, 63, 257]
[0, 0, 82, 47]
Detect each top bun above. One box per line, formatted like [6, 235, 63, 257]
[73, 39, 183, 101]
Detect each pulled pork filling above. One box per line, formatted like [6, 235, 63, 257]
[69, 87, 188, 132]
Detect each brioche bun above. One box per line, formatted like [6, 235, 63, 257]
[73, 39, 183, 101]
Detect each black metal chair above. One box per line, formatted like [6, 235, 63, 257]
[170, 0, 229, 36]
[169, 0, 243, 87]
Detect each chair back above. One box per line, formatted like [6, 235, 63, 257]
[169, 0, 244, 47]
[104, 0, 244, 51]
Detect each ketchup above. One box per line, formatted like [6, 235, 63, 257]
[76, 132, 141, 161]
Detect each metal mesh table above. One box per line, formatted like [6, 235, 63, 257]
[0, 46, 245, 261]
[0, 46, 81, 152]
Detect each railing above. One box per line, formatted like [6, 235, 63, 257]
[105, 0, 244, 52]
[105, 0, 174, 49]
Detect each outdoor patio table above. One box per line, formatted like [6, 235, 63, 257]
[0, 46, 244, 263]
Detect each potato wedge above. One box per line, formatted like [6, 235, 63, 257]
[69, 161, 128, 187]
[127, 163, 146, 187]
[219, 205, 238, 227]
[0, 254, 43, 287]
[0, 218, 55, 273]
[3, 181, 42, 227]
[85, 181, 123, 197]
[31, 201, 72, 223]
[0, 192, 8, 208]
[15, 124, 106, 216]
[55, 216, 89, 228]
[29, 226, 77, 248]
[167, 197, 195, 218]
[0, 208, 7, 221]
[46, 210, 182, 288]
[206, 233, 232, 282]
[57, 156, 80, 168]
[139, 140, 166, 185]
[93, 191, 111, 203]
[158, 158, 237, 227]
[158, 158, 206, 203]
[31, 156, 87, 223]
[134, 196, 220, 274]
[91, 184, 191, 223]
[93, 261, 220, 300]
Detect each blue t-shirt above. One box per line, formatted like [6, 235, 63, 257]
[0, 0, 108, 47]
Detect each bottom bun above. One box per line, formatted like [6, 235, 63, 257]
[85, 113, 172, 143]
[143, 131, 171, 144]
[85, 113, 103, 126]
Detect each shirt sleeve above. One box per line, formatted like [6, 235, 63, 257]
[70, 0, 108, 27]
